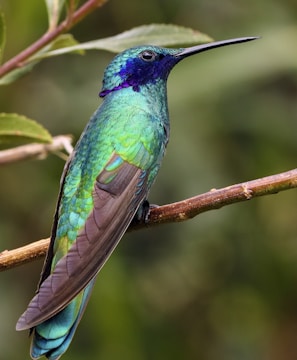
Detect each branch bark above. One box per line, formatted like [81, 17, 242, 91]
[0, 135, 73, 164]
[1, 168, 296, 271]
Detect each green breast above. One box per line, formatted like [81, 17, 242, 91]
[52, 87, 168, 267]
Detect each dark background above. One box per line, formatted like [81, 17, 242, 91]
[1, 0, 297, 359]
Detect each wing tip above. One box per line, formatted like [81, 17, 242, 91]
[16, 313, 31, 331]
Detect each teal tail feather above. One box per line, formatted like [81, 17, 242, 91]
[30, 279, 95, 360]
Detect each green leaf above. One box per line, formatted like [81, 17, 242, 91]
[0, 113, 52, 148]
[0, 11, 6, 63]
[44, 33, 82, 53]
[0, 25, 210, 85]
[0, 61, 37, 85]
[45, 0, 66, 30]
[0, 34, 80, 85]
[29, 33, 83, 61]
[34, 24, 213, 59]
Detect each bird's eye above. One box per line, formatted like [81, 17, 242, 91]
[139, 50, 157, 62]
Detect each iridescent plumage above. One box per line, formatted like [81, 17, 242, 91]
[16, 37, 258, 359]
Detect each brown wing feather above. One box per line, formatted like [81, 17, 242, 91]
[16, 159, 147, 330]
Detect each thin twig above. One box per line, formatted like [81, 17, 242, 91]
[0, 0, 108, 78]
[1, 168, 296, 271]
[147, 169, 297, 225]
[0, 135, 73, 164]
[0, 239, 50, 270]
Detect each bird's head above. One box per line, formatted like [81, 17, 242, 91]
[99, 37, 258, 98]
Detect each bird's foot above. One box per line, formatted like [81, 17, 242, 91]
[132, 200, 159, 225]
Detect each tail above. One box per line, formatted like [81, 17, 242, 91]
[30, 279, 95, 360]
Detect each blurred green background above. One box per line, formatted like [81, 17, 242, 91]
[1, 0, 297, 359]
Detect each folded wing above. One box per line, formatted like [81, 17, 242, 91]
[16, 153, 148, 330]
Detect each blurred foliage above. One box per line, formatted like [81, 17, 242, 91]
[1, 0, 297, 359]
[0, 113, 52, 148]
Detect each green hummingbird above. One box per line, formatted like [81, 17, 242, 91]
[16, 36, 258, 359]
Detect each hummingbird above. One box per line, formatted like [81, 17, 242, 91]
[16, 36, 258, 359]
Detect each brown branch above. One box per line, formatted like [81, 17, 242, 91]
[0, 0, 108, 78]
[0, 239, 50, 270]
[0, 135, 73, 164]
[146, 169, 297, 225]
[1, 168, 297, 271]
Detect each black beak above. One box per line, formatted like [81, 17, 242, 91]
[176, 36, 259, 58]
